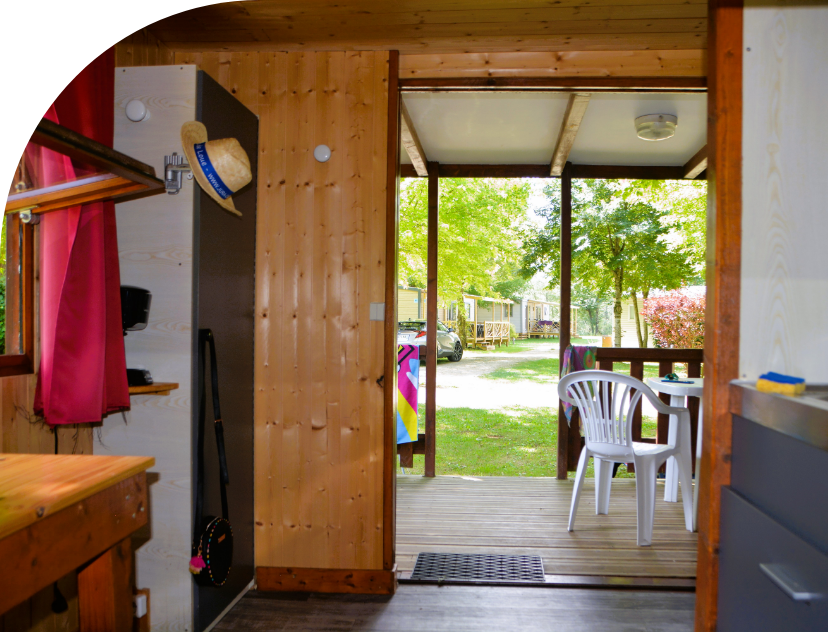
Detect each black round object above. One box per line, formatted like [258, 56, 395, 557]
[121, 285, 152, 332]
[194, 516, 233, 587]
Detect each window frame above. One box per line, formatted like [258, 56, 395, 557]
[0, 214, 35, 377]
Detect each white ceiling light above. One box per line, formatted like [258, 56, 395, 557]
[635, 114, 677, 141]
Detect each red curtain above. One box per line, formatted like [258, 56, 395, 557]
[31, 49, 129, 425]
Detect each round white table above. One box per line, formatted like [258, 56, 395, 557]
[646, 377, 703, 532]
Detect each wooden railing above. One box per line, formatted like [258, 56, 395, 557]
[559, 347, 704, 476]
[466, 320, 510, 347]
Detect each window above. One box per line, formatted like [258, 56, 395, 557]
[629, 305, 635, 320]
[2, 118, 163, 377]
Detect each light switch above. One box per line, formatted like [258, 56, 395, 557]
[370, 303, 385, 321]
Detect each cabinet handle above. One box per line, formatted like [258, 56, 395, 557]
[760, 563, 826, 602]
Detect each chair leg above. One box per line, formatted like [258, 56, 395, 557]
[568, 447, 589, 532]
[594, 457, 613, 515]
[633, 457, 658, 546]
[676, 447, 694, 532]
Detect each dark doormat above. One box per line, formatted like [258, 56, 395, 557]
[410, 552, 545, 584]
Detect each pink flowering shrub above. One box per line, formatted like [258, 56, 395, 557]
[641, 290, 705, 349]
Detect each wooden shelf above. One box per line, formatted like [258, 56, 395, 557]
[128, 382, 179, 396]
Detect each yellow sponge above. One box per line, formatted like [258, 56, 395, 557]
[756, 372, 806, 396]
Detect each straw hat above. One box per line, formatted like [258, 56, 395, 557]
[181, 121, 251, 216]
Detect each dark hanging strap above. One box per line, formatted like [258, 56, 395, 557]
[194, 329, 229, 543]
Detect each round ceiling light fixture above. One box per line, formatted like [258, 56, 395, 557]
[635, 114, 677, 141]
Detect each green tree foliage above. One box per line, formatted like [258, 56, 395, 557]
[521, 179, 698, 347]
[399, 178, 531, 304]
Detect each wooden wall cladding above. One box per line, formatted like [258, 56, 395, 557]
[150, 0, 707, 53]
[174, 51, 391, 571]
[740, 3, 828, 383]
[399, 50, 706, 79]
[114, 28, 174, 67]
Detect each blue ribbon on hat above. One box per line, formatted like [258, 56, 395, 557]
[193, 143, 234, 200]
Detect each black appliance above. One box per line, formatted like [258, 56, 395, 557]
[121, 285, 152, 334]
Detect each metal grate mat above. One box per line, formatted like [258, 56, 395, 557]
[410, 552, 545, 584]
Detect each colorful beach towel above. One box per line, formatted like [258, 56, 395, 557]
[561, 345, 597, 424]
[397, 344, 420, 444]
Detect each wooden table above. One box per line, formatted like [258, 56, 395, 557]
[0, 453, 155, 630]
[646, 377, 703, 532]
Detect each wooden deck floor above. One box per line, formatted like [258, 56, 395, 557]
[397, 476, 697, 580]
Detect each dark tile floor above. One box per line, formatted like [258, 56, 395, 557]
[212, 585, 695, 632]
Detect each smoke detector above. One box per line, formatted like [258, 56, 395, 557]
[635, 114, 677, 141]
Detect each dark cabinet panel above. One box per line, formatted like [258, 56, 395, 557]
[192, 71, 257, 632]
[719, 488, 828, 632]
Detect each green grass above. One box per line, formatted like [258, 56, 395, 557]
[483, 357, 560, 382]
[482, 359, 680, 384]
[398, 406, 657, 478]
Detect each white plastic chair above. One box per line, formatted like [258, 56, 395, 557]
[558, 370, 694, 546]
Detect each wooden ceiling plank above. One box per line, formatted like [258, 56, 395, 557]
[153, 5, 707, 31]
[153, 19, 707, 41]
[683, 144, 708, 178]
[161, 33, 708, 54]
[400, 100, 429, 177]
[152, 0, 707, 24]
[550, 93, 591, 177]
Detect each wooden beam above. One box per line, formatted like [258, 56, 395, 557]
[557, 162, 573, 480]
[695, 1, 743, 631]
[78, 538, 134, 632]
[684, 144, 708, 178]
[424, 162, 439, 478]
[399, 51, 707, 80]
[383, 50, 401, 572]
[399, 77, 706, 92]
[401, 163, 695, 180]
[257, 566, 397, 595]
[551, 94, 591, 176]
[571, 164, 689, 180]
[400, 99, 428, 177]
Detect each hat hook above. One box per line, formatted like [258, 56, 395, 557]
[164, 152, 194, 195]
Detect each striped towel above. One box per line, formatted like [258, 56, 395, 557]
[397, 344, 420, 444]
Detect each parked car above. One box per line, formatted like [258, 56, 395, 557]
[397, 319, 464, 362]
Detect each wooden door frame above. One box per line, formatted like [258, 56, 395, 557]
[696, 1, 743, 630]
[384, 46, 744, 620]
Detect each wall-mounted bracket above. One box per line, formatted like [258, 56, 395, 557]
[164, 152, 192, 195]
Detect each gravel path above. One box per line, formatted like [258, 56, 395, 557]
[417, 343, 562, 410]
[415, 341, 659, 417]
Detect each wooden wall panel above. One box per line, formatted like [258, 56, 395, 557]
[114, 28, 174, 67]
[174, 50, 391, 571]
[740, 3, 828, 382]
[399, 50, 706, 79]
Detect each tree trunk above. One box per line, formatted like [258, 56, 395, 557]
[631, 292, 646, 348]
[613, 272, 623, 347]
[642, 288, 650, 348]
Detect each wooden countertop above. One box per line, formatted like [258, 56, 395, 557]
[0, 453, 155, 540]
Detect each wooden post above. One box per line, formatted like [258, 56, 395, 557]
[383, 49, 400, 572]
[557, 162, 573, 480]
[424, 161, 439, 478]
[696, 1, 743, 629]
[78, 538, 133, 632]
